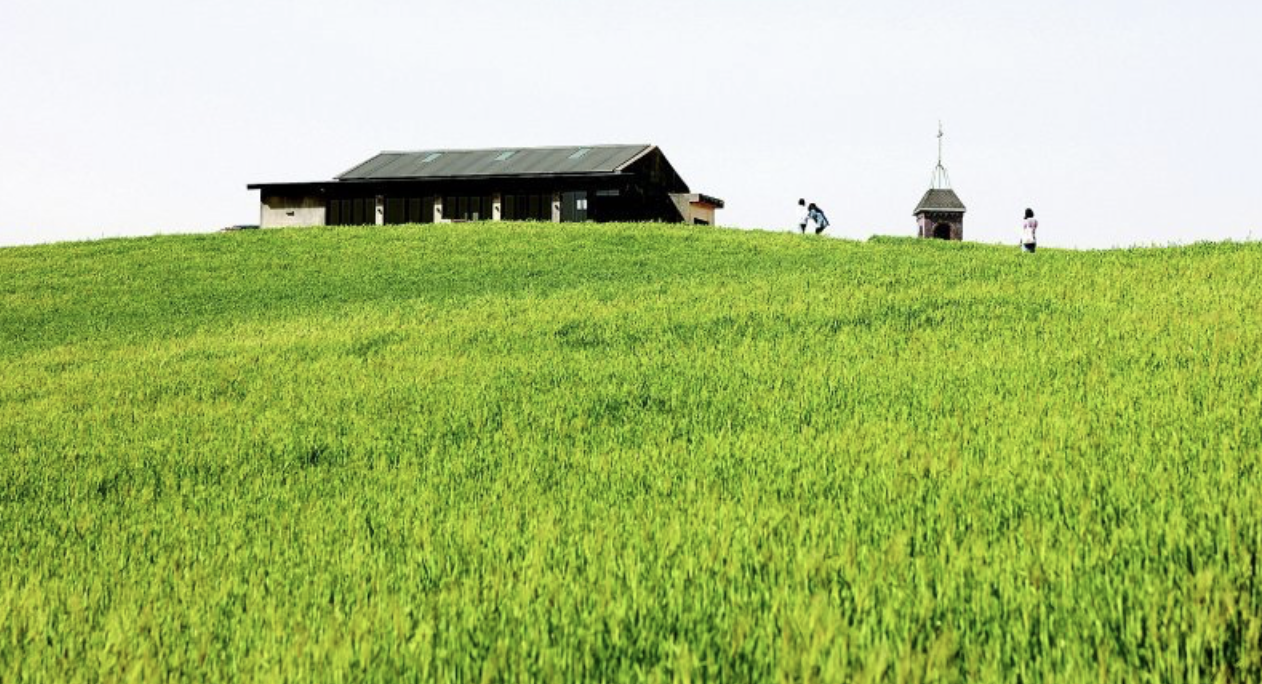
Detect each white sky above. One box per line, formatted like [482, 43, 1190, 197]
[1, 0, 1259, 248]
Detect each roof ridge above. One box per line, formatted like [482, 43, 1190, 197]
[375, 144, 652, 155]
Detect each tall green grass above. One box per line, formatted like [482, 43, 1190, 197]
[2, 223, 1260, 681]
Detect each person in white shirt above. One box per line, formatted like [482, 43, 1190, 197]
[1022, 208, 1039, 253]
[796, 199, 810, 233]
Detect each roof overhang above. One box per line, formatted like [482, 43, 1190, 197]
[613, 145, 659, 172]
[693, 193, 725, 209]
[247, 181, 332, 191]
[671, 193, 725, 209]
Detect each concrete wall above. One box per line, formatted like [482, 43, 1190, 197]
[670, 194, 719, 225]
[261, 194, 326, 228]
[688, 204, 717, 225]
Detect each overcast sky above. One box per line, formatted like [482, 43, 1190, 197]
[1, 0, 1259, 249]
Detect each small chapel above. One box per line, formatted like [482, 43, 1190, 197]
[913, 125, 966, 241]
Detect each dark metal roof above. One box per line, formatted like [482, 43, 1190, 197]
[336, 145, 654, 181]
[913, 188, 966, 215]
[246, 181, 331, 191]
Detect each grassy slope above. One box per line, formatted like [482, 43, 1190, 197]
[1, 223, 1260, 681]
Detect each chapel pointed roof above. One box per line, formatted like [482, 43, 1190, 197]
[913, 188, 966, 215]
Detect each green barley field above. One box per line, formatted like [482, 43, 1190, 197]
[2, 222, 1260, 682]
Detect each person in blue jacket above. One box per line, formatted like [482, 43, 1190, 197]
[807, 203, 831, 235]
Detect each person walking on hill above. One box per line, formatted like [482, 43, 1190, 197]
[796, 199, 810, 234]
[808, 203, 831, 235]
[1021, 208, 1039, 253]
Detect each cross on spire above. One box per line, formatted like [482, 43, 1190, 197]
[931, 120, 953, 190]
[938, 121, 944, 167]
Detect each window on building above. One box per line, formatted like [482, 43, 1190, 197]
[502, 194, 553, 221]
[442, 196, 495, 221]
[405, 197, 435, 224]
[377, 197, 436, 225]
[329, 198, 386, 226]
[561, 191, 588, 222]
[385, 198, 406, 225]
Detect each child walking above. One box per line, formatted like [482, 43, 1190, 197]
[1022, 208, 1038, 253]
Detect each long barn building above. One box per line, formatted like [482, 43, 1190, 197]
[248, 144, 723, 228]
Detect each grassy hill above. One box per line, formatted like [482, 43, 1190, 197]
[2, 223, 1260, 681]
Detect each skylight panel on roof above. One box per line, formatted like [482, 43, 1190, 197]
[494, 151, 517, 161]
[568, 148, 592, 160]
[421, 153, 443, 163]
